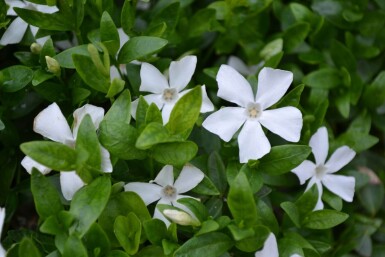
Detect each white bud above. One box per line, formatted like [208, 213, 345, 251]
[45, 56, 61, 76]
[163, 209, 200, 226]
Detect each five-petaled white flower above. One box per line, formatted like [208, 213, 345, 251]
[0, 0, 58, 45]
[124, 164, 204, 227]
[21, 103, 113, 201]
[255, 233, 303, 257]
[227, 55, 262, 76]
[0, 207, 5, 257]
[130, 55, 214, 124]
[292, 127, 356, 210]
[202, 65, 303, 163]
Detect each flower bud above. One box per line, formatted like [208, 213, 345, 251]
[45, 56, 61, 76]
[30, 43, 42, 54]
[162, 209, 200, 226]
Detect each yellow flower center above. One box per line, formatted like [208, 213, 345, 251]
[162, 185, 177, 198]
[246, 103, 262, 119]
[163, 88, 177, 102]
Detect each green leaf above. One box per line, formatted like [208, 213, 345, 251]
[62, 235, 88, 257]
[145, 103, 163, 125]
[135, 96, 149, 129]
[118, 36, 168, 63]
[73, 54, 110, 93]
[196, 220, 220, 236]
[256, 199, 279, 234]
[330, 39, 356, 72]
[191, 175, 220, 196]
[174, 232, 233, 257]
[358, 183, 384, 216]
[363, 71, 385, 109]
[54, 45, 89, 69]
[227, 224, 255, 241]
[207, 152, 227, 194]
[302, 209, 349, 229]
[32, 69, 54, 86]
[75, 115, 101, 183]
[166, 87, 202, 137]
[335, 91, 350, 118]
[99, 121, 146, 160]
[143, 219, 167, 245]
[14, 8, 72, 31]
[281, 201, 301, 227]
[177, 198, 209, 222]
[83, 223, 111, 257]
[106, 78, 125, 98]
[256, 145, 312, 175]
[20, 141, 77, 171]
[227, 172, 258, 226]
[0, 65, 33, 92]
[31, 169, 63, 220]
[276, 84, 305, 108]
[114, 213, 141, 255]
[303, 68, 342, 89]
[283, 22, 310, 52]
[101, 11, 120, 56]
[40, 211, 75, 236]
[152, 141, 198, 166]
[70, 176, 111, 237]
[295, 184, 318, 218]
[104, 90, 131, 124]
[121, 0, 135, 34]
[19, 237, 41, 257]
[136, 122, 184, 149]
[39, 38, 56, 68]
[234, 225, 270, 252]
[148, 3, 180, 37]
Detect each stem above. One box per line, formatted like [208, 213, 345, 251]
[75, 29, 83, 45]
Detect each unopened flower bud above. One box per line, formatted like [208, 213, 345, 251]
[30, 43, 42, 54]
[163, 209, 200, 226]
[45, 56, 61, 76]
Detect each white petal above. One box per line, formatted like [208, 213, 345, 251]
[34, 3, 59, 13]
[174, 165, 204, 193]
[140, 63, 169, 93]
[291, 160, 316, 185]
[35, 35, 50, 45]
[200, 85, 214, 113]
[202, 107, 246, 142]
[124, 182, 162, 205]
[238, 120, 271, 163]
[154, 199, 172, 227]
[130, 98, 139, 119]
[60, 171, 85, 201]
[227, 56, 253, 76]
[154, 165, 174, 187]
[217, 64, 254, 107]
[306, 178, 324, 210]
[161, 103, 175, 124]
[0, 207, 5, 236]
[169, 55, 197, 92]
[117, 28, 129, 50]
[0, 17, 28, 45]
[325, 146, 356, 174]
[322, 174, 355, 202]
[5, 0, 26, 15]
[259, 107, 302, 142]
[33, 103, 73, 144]
[291, 254, 303, 257]
[21, 156, 52, 175]
[110, 65, 121, 80]
[143, 93, 164, 109]
[255, 67, 293, 109]
[255, 233, 279, 257]
[309, 127, 329, 166]
[172, 195, 200, 220]
[100, 146, 113, 173]
[72, 104, 105, 138]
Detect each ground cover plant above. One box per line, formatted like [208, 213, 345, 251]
[0, 0, 385, 256]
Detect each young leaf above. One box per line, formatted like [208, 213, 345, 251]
[114, 213, 141, 255]
[136, 122, 183, 149]
[121, 0, 136, 34]
[118, 36, 168, 63]
[103, 90, 132, 124]
[19, 237, 41, 257]
[62, 235, 88, 257]
[101, 11, 120, 56]
[20, 141, 77, 171]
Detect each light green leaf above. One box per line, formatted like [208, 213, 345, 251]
[104, 90, 131, 124]
[281, 201, 301, 227]
[114, 213, 141, 255]
[83, 223, 111, 257]
[143, 219, 167, 245]
[136, 122, 184, 149]
[152, 141, 198, 166]
[54, 45, 89, 69]
[303, 210, 349, 229]
[283, 22, 310, 52]
[121, 0, 135, 34]
[19, 237, 41, 257]
[303, 68, 342, 89]
[101, 11, 120, 56]
[118, 36, 168, 63]
[62, 235, 88, 257]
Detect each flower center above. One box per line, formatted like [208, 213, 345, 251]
[246, 103, 262, 119]
[162, 88, 177, 103]
[162, 185, 177, 199]
[315, 165, 327, 179]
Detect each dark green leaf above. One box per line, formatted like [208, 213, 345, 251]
[54, 45, 89, 69]
[0, 65, 33, 92]
[303, 68, 342, 89]
[62, 235, 88, 257]
[303, 209, 349, 229]
[14, 8, 72, 31]
[83, 223, 111, 257]
[121, 0, 135, 34]
[101, 11, 120, 56]
[207, 152, 227, 194]
[281, 201, 301, 227]
[152, 141, 198, 166]
[118, 36, 168, 63]
[19, 237, 41, 257]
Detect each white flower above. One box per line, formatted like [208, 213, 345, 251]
[124, 164, 204, 226]
[202, 65, 303, 163]
[0, 0, 58, 45]
[292, 127, 356, 210]
[0, 207, 6, 257]
[21, 103, 113, 201]
[227, 56, 262, 76]
[255, 233, 303, 257]
[130, 55, 214, 124]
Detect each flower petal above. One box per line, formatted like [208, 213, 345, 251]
[124, 182, 162, 205]
[72, 104, 105, 138]
[255, 233, 279, 257]
[306, 178, 324, 210]
[291, 160, 316, 185]
[322, 174, 355, 202]
[228, 55, 253, 76]
[169, 55, 197, 92]
[110, 65, 121, 80]
[154, 165, 174, 187]
[174, 165, 204, 193]
[0, 17, 28, 45]
[34, 3, 59, 13]
[217, 64, 254, 107]
[100, 146, 113, 173]
[309, 127, 329, 166]
[143, 93, 164, 109]
[21, 156, 52, 175]
[117, 28, 129, 51]
[154, 199, 172, 227]
[60, 171, 85, 201]
[325, 146, 356, 173]
[140, 63, 169, 93]
[33, 103, 73, 144]
[255, 67, 293, 109]
[130, 98, 139, 119]
[161, 103, 175, 124]
[259, 106, 302, 142]
[202, 107, 246, 142]
[5, 0, 26, 15]
[238, 120, 271, 163]
[200, 85, 214, 113]
[0, 207, 6, 236]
